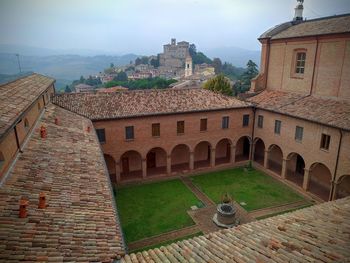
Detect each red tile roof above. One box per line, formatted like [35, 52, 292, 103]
[52, 88, 251, 120]
[260, 14, 350, 40]
[121, 197, 350, 262]
[0, 105, 125, 261]
[248, 90, 350, 131]
[0, 73, 55, 139]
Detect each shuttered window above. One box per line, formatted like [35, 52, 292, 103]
[125, 126, 134, 140]
[152, 123, 160, 137]
[177, 121, 184, 134]
[274, 120, 281, 134]
[257, 115, 263, 128]
[295, 126, 303, 141]
[222, 116, 229, 129]
[243, 114, 249, 127]
[200, 118, 207, 131]
[96, 128, 106, 143]
[320, 134, 331, 150]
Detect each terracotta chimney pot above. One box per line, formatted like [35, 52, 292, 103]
[40, 125, 47, 138]
[38, 192, 46, 209]
[19, 198, 28, 218]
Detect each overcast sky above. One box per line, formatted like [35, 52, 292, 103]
[0, 0, 349, 55]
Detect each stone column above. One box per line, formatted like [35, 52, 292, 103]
[302, 168, 310, 190]
[166, 155, 171, 175]
[264, 150, 269, 168]
[189, 151, 194, 171]
[115, 161, 121, 183]
[281, 158, 288, 179]
[211, 148, 216, 167]
[331, 181, 339, 201]
[230, 145, 236, 164]
[142, 158, 147, 178]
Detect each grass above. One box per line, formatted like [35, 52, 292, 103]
[256, 204, 313, 220]
[115, 179, 200, 243]
[190, 167, 306, 211]
[130, 232, 203, 253]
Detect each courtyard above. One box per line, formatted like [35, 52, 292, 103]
[115, 167, 312, 251]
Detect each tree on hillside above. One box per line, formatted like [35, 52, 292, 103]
[135, 57, 142, 65]
[114, 71, 128, 81]
[150, 57, 159, 68]
[140, 56, 149, 65]
[110, 63, 114, 68]
[212, 58, 222, 74]
[234, 60, 259, 94]
[64, 85, 72, 93]
[189, 44, 197, 57]
[203, 74, 232, 96]
[79, 75, 85, 83]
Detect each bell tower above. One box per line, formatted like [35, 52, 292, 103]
[185, 56, 193, 77]
[293, 0, 304, 21]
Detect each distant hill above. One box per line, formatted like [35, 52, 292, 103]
[204, 46, 261, 68]
[0, 52, 139, 89]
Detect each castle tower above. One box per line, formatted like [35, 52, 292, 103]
[171, 38, 176, 46]
[293, 0, 304, 21]
[185, 56, 193, 77]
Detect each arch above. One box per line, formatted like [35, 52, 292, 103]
[171, 144, 190, 173]
[308, 162, 332, 201]
[120, 150, 142, 180]
[253, 138, 265, 165]
[146, 147, 167, 176]
[235, 136, 251, 162]
[336, 175, 350, 199]
[194, 141, 212, 169]
[267, 144, 283, 176]
[215, 138, 232, 165]
[285, 152, 305, 187]
[24, 118, 29, 131]
[104, 154, 116, 183]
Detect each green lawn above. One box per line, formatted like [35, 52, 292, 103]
[191, 167, 306, 211]
[115, 179, 201, 243]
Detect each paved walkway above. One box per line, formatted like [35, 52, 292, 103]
[181, 176, 215, 206]
[248, 200, 310, 218]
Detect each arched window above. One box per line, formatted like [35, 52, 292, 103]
[24, 118, 29, 131]
[0, 151, 5, 169]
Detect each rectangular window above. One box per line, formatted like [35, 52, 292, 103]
[320, 134, 331, 150]
[96, 128, 106, 143]
[257, 115, 264, 128]
[243, 114, 249, 127]
[295, 52, 306, 74]
[152, 123, 160, 137]
[177, 121, 184, 134]
[200, 118, 207, 131]
[274, 120, 281, 134]
[125, 126, 134, 140]
[295, 126, 303, 141]
[222, 116, 229, 129]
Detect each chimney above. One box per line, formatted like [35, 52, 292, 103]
[38, 192, 46, 209]
[19, 198, 28, 218]
[40, 125, 47, 138]
[293, 0, 304, 21]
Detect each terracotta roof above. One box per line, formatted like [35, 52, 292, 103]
[121, 197, 350, 263]
[260, 14, 350, 40]
[0, 104, 125, 262]
[52, 88, 251, 120]
[97, 86, 128, 93]
[248, 90, 350, 131]
[0, 73, 54, 139]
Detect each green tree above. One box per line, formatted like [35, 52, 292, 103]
[236, 60, 259, 94]
[110, 63, 114, 68]
[135, 57, 142, 65]
[189, 44, 197, 57]
[204, 74, 232, 96]
[64, 85, 72, 93]
[79, 75, 85, 83]
[140, 56, 149, 65]
[114, 71, 128, 81]
[212, 58, 222, 74]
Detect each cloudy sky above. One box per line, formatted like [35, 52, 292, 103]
[0, 0, 349, 54]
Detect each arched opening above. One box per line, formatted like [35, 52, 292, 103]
[308, 163, 332, 201]
[120, 150, 142, 180]
[235, 136, 250, 162]
[253, 138, 265, 165]
[267, 144, 283, 176]
[104, 154, 116, 183]
[215, 138, 231, 165]
[286, 152, 305, 187]
[24, 118, 29, 131]
[336, 175, 350, 199]
[171, 144, 190, 173]
[194, 141, 211, 169]
[146, 147, 167, 176]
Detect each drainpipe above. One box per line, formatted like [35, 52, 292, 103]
[14, 126, 22, 153]
[330, 129, 343, 199]
[309, 37, 319, 95]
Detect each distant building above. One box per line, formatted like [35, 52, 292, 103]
[74, 83, 94, 93]
[97, 86, 128, 93]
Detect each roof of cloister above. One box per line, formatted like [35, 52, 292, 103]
[120, 196, 350, 263]
[248, 90, 350, 131]
[52, 88, 252, 120]
[0, 73, 55, 139]
[0, 104, 125, 261]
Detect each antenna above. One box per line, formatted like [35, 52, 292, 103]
[15, 54, 22, 73]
